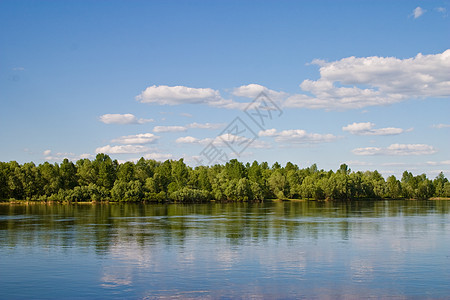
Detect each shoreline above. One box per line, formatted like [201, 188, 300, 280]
[2, 197, 450, 205]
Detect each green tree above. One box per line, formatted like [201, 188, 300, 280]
[225, 159, 247, 180]
[286, 170, 302, 198]
[433, 172, 448, 197]
[60, 158, 78, 190]
[92, 154, 117, 189]
[76, 158, 96, 186]
[111, 180, 127, 202]
[386, 175, 402, 198]
[8, 161, 24, 200]
[171, 158, 189, 187]
[134, 157, 154, 183]
[268, 170, 286, 199]
[117, 161, 135, 182]
[39, 162, 61, 196]
[300, 176, 315, 199]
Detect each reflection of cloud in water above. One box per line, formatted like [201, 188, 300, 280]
[107, 241, 158, 269]
[350, 258, 374, 283]
[101, 267, 132, 288]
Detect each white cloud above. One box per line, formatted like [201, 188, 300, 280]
[426, 160, 450, 166]
[259, 128, 337, 144]
[43, 150, 93, 161]
[413, 6, 426, 18]
[187, 122, 225, 130]
[153, 125, 187, 133]
[136, 85, 249, 110]
[353, 144, 437, 156]
[111, 133, 159, 144]
[258, 128, 278, 137]
[175, 136, 205, 144]
[285, 49, 450, 110]
[175, 134, 270, 149]
[95, 145, 150, 154]
[137, 85, 221, 105]
[217, 133, 271, 149]
[143, 153, 173, 161]
[153, 123, 224, 133]
[134, 50, 450, 112]
[99, 114, 153, 125]
[12, 67, 25, 71]
[180, 112, 193, 117]
[343, 122, 408, 135]
[432, 123, 450, 129]
[232, 84, 288, 101]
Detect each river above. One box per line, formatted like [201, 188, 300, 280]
[1, 200, 450, 299]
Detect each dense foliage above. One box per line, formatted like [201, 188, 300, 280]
[1, 154, 449, 202]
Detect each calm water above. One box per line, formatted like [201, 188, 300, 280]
[1, 201, 450, 299]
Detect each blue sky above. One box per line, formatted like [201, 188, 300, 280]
[1, 0, 449, 178]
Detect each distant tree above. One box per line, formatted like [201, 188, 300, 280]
[0, 156, 444, 202]
[116, 161, 135, 182]
[300, 176, 315, 199]
[433, 172, 448, 197]
[93, 154, 117, 190]
[225, 159, 247, 180]
[8, 161, 24, 199]
[60, 158, 78, 190]
[386, 175, 402, 198]
[268, 169, 286, 199]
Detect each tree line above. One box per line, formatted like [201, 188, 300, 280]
[0, 154, 449, 202]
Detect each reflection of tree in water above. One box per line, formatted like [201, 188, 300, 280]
[1, 201, 450, 252]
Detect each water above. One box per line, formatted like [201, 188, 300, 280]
[1, 200, 450, 299]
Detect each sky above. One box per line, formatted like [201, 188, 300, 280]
[1, 0, 449, 178]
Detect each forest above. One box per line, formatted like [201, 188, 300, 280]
[1, 154, 449, 202]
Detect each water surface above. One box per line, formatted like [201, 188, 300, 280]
[1, 200, 450, 299]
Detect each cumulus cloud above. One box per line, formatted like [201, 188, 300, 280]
[143, 153, 173, 161]
[153, 125, 187, 133]
[187, 122, 225, 130]
[432, 123, 450, 129]
[352, 144, 437, 156]
[232, 84, 288, 102]
[412, 6, 426, 18]
[111, 133, 159, 144]
[285, 49, 450, 110]
[342, 122, 409, 135]
[137, 85, 221, 105]
[136, 85, 248, 110]
[153, 122, 224, 133]
[99, 114, 153, 124]
[259, 128, 337, 144]
[43, 150, 93, 161]
[217, 133, 271, 149]
[95, 145, 150, 154]
[134, 50, 450, 111]
[176, 136, 204, 144]
[175, 134, 270, 149]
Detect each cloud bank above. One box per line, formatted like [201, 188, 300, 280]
[353, 144, 437, 156]
[135, 50, 450, 111]
[259, 128, 337, 143]
[343, 122, 408, 136]
[99, 114, 153, 124]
